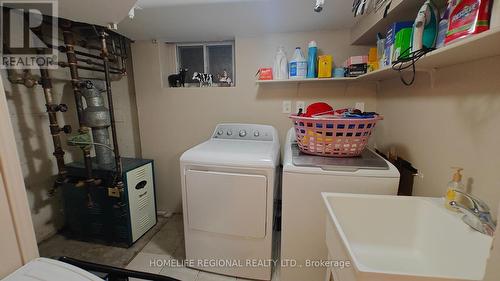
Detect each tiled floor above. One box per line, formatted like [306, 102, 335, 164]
[126, 214, 280, 281]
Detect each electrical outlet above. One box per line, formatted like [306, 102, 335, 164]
[296, 101, 305, 114]
[355, 102, 365, 112]
[282, 100, 292, 114]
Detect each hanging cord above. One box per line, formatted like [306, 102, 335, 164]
[392, 46, 434, 86]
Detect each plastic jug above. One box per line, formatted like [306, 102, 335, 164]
[273, 47, 288, 80]
[289, 47, 307, 79]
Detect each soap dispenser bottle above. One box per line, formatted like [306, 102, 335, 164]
[445, 167, 465, 211]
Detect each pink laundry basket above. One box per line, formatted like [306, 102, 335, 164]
[290, 114, 382, 157]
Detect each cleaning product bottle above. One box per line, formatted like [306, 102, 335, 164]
[436, 1, 451, 48]
[273, 46, 288, 80]
[306, 41, 318, 78]
[289, 47, 307, 79]
[445, 167, 465, 211]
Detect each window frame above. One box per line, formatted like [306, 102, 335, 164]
[176, 41, 235, 86]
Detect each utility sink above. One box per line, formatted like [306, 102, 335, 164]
[322, 193, 493, 281]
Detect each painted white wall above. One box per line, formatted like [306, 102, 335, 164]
[131, 29, 374, 213]
[3, 45, 142, 243]
[0, 76, 39, 278]
[491, 0, 500, 29]
[375, 56, 500, 219]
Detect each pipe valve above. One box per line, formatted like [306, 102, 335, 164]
[46, 103, 69, 113]
[59, 104, 68, 112]
[61, 125, 72, 134]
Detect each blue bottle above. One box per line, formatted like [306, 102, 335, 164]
[307, 41, 318, 78]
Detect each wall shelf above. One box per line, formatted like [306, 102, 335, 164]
[257, 27, 500, 85]
[361, 27, 500, 81]
[350, 0, 426, 45]
[256, 77, 356, 85]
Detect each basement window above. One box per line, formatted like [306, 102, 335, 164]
[175, 42, 235, 87]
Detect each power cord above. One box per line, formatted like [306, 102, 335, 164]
[392, 47, 435, 86]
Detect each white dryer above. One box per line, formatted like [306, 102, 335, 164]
[281, 128, 400, 281]
[180, 124, 280, 280]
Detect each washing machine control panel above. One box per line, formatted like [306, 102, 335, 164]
[212, 124, 275, 141]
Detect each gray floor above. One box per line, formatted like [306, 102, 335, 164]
[38, 216, 169, 268]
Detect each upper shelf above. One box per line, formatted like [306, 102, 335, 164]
[350, 0, 426, 45]
[257, 27, 500, 85]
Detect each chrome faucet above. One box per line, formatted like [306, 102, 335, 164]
[449, 189, 497, 236]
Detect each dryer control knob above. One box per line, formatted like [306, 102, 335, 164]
[254, 131, 260, 137]
[239, 130, 247, 137]
[217, 130, 223, 135]
[227, 130, 233, 136]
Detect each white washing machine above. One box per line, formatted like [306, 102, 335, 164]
[180, 124, 280, 280]
[3, 258, 104, 281]
[281, 128, 400, 281]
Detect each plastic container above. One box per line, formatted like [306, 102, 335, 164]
[289, 47, 307, 79]
[307, 41, 318, 78]
[376, 38, 386, 68]
[318, 55, 333, 78]
[333, 68, 345, 78]
[445, 0, 492, 45]
[445, 167, 466, 211]
[436, 2, 451, 48]
[290, 114, 382, 157]
[273, 47, 288, 80]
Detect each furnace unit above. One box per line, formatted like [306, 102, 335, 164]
[62, 158, 157, 247]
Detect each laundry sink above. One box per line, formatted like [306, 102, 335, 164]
[322, 193, 493, 281]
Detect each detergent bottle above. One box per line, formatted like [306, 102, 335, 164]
[307, 41, 318, 78]
[445, 0, 492, 44]
[289, 47, 307, 79]
[273, 47, 288, 80]
[436, 1, 451, 48]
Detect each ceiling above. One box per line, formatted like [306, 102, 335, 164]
[58, 0, 137, 27]
[117, 0, 356, 42]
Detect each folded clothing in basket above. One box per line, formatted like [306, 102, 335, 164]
[343, 110, 378, 119]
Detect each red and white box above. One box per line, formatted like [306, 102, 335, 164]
[343, 55, 368, 67]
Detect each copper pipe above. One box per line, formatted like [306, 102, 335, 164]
[39, 68, 69, 192]
[62, 23, 94, 182]
[100, 31, 122, 179]
[58, 61, 124, 75]
[75, 57, 124, 72]
[78, 39, 125, 59]
[119, 37, 128, 75]
[7, 70, 38, 88]
[57, 45, 119, 63]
